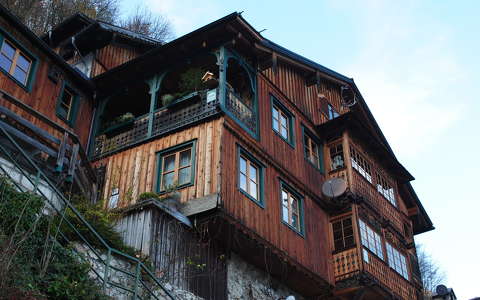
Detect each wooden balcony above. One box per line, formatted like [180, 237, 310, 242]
[351, 171, 404, 233]
[92, 90, 221, 159]
[332, 248, 361, 281]
[363, 250, 416, 300]
[333, 247, 417, 300]
[224, 87, 256, 134]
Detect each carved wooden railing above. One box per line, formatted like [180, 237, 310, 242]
[363, 251, 416, 300]
[351, 171, 404, 233]
[224, 87, 256, 133]
[93, 91, 220, 159]
[332, 248, 360, 281]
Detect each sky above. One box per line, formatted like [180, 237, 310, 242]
[120, 1, 480, 298]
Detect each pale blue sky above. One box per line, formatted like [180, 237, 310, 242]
[120, 1, 480, 298]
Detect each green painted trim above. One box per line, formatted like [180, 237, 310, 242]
[270, 94, 296, 148]
[221, 47, 260, 140]
[301, 124, 324, 173]
[236, 144, 265, 208]
[155, 139, 197, 194]
[0, 26, 39, 92]
[55, 81, 80, 127]
[279, 178, 305, 237]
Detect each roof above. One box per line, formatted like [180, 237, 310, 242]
[0, 4, 94, 93]
[42, 12, 161, 48]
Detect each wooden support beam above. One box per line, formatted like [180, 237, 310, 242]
[56, 132, 68, 172]
[67, 143, 79, 179]
[0, 120, 57, 157]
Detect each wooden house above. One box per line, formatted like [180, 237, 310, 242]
[0, 4, 433, 299]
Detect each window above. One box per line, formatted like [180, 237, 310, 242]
[358, 219, 383, 260]
[108, 188, 119, 209]
[332, 217, 355, 251]
[271, 96, 295, 146]
[156, 140, 196, 192]
[376, 172, 396, 206]
[329, 143, 344, 170]
[238, 146, 264, 206]
[0, 34, 36, 89]
[350, 146, 372, 183]
[56, 83, 79, 126]
[303, 127, 322, 171]
[280, 180, 304, 235]
[386, 243, 409, 280]
[328, 104, 339, 120]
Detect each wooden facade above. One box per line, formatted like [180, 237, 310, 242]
[0, 16, 94, 148]
[0, 5, 432, 299]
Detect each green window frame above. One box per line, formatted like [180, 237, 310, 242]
[56, 82, 80, 126]
[237, 145, 265, 207]
[302, 125, 324, 172]
[279, 179, 305, 236]
[155, 140, 197, 193]
[271, 95, 295, 147]
[0, 27, 38, 92]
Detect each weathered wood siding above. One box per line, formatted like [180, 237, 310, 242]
[91, 44, 142, 77]
[219, 72, 335, 284]
[94, 118, 223, 207]
[0, 17, 93, 147]
[263, 63, 347, 125]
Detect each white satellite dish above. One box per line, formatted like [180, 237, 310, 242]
[322, 178, 347, 199]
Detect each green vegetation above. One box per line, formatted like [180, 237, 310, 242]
[0, 177, 109, 299]
[138, 192, 161, 201]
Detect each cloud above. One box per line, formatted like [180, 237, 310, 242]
[339, 0, 465, 159]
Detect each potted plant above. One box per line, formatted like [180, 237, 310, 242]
[102, 112, 135, 137]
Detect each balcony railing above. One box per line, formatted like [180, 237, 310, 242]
[351, 171, 404, 233]
[332, 248, 360, 281]
[363, 250, 416, 300]
[93, 89, 220, 159]
[224, 87, 256, 134]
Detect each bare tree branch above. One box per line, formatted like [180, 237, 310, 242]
[416, 244, 446, 294]
[119, 5, 173, 43]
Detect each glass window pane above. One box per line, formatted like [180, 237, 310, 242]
[13, 67, 27, 84]
[282, 205, 289, 223]
[282, 190, 289, 205]
[162, 172, 174, 189]
[249, 180, 257, 199]
[163, 154, 176, 172]
[16, 54, 30, 71]
[280, 114, 287, 127]
[0, 54, 12, 72]
[292, 214, 298, 228]
[249, 164, 257, 182]
[240, 156, 247, 173]
[179, 149, 191, 167]
[239, 173, 247, 191]
[1, 42, 15, 59]
[178, 167, 190, 185]
[280, 126, 288, 139]
[272, 118, 279, 131]
[291, 197, 298, 213]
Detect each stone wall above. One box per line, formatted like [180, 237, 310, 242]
[227, 252, 304, 300]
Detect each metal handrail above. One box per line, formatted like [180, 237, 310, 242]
[0, 124, 175, 299]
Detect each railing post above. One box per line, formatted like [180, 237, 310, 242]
[103, 248, 111, 293]
[146, 73, 165, 138]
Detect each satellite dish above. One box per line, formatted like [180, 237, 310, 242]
[436, 285, 448, 295]
[341, 85, 356, 107]
[322, 178, 347, 198]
